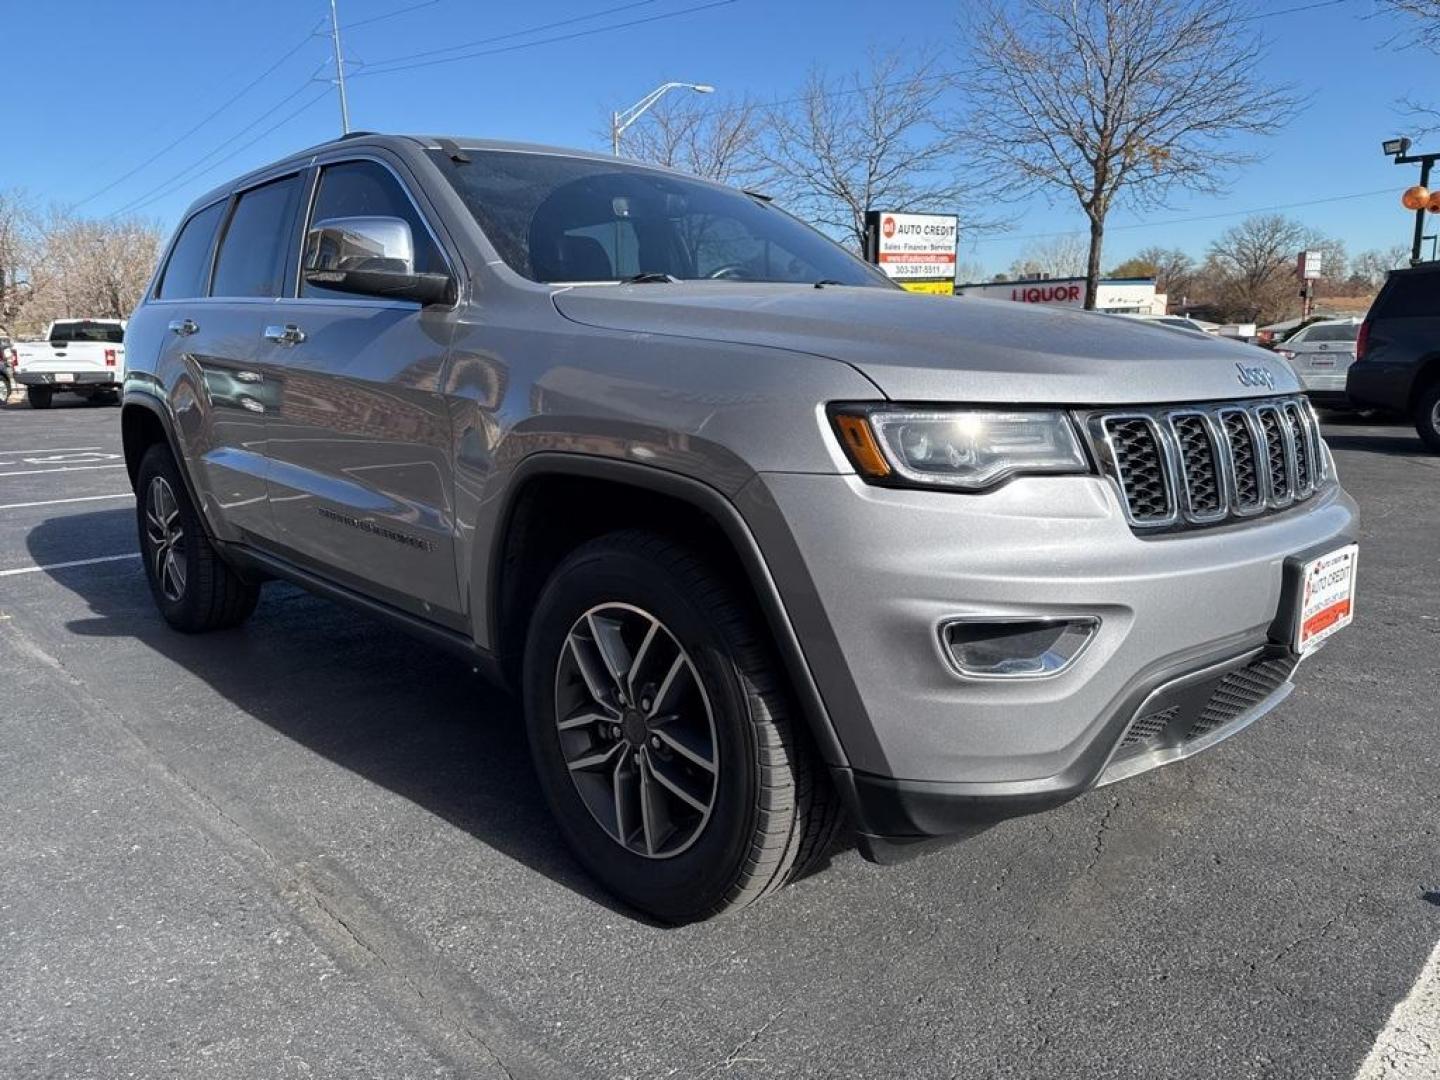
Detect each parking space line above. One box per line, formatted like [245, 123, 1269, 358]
[0, 553, 140, 578]
[0, 493, 133, 511]
[1356, 936, 1440, 1079]
[0, 445, 102, 455]
[0, 464, 127, 478]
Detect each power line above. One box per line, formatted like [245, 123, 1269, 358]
[105, 68, 331, 219]
[72, 18, 325, 209]
[965, 188, 1394, 247]
[339, 0, 441, 31]
[355, 0, 736, 78]
[355, 0, 662, 69]
[113, 89, 333, 219]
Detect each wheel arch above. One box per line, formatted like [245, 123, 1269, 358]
[1407, 352, 1440, 412]
[486, 454, 849, 769]
[121, 394, 214, 540]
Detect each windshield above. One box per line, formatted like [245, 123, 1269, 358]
[429, 149, 889, 288]
[50, 320, 124, 344]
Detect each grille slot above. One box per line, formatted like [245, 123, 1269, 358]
[1283, 402, 1313, 494]
[1171, 414, 1223, 519]
[1121, 706, 1178, 747]
[1102, 418, 1172, 523]
[1257, 406, 1291, 504]
[1091, 396, 1322, 531]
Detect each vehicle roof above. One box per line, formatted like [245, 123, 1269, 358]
[183, 132, 692, 216]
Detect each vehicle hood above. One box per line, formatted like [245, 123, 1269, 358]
[551, 284, 1297, 404]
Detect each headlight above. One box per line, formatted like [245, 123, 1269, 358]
[830, 406, 1091, 490]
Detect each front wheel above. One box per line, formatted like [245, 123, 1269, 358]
[523, 530, 841, 923]
[1415, 382, 1440, 453]
[136, 443, 260, 632]
[27, 387, 52, 409]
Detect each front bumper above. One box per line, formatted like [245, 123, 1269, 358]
[741, 470, 1357, 846]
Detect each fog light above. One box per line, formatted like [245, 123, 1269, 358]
[941, 617, 1099, 679]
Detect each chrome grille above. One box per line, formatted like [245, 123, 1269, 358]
[1089, 396, 1326, 531]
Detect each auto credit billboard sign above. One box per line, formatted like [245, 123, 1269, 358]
[865, 210, 958, 295]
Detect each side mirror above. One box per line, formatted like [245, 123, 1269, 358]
[303, 216, 454, 305]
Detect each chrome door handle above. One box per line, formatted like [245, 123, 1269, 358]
[264, 324, 306, 346]
[168, 318, 199, 336]
[233, 370, 263, 384]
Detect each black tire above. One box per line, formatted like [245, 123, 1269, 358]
[523, 530, 842, 923]
[1414, 381, 1440, 453]
[27, 387, 52, 409]
[136, 443, 260, 632]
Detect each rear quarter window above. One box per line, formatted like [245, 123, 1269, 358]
[155, 201, 225, 300]
[1376, 273, 1439, 319]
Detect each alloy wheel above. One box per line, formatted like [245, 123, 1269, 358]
[553, 603, 719, 859]
[145, 476, 187, 602]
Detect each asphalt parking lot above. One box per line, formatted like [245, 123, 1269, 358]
[1, 392, 1437, 1080]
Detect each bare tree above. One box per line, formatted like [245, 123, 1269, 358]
[757, 51, 967, 250]
[1007, 233, 1088, 279]
[10, 211, 163, 334]
[1380, 0, 1440, 51]
[961, 0, 1299, 309]
[1199, 214, 1344, 324]
[0, 190, 40, 337]
[1350, 245, 1412, 289]
[1112, 246, 1197, 301]
[617, 95, 766, 186]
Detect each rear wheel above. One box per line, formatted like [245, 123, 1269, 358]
[136, 443, 260, 632]
[523, 530, 841, 923]
[27, 387, 52, 409]
[1415, 381, 1440, 453]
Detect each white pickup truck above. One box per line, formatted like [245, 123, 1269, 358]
[14, 319, 126, 409]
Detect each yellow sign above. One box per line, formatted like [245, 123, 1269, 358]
[900, 280, 955, 295]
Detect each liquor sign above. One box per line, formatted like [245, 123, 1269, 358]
[865, 210, 958, 295]
[1297, 250, 1323, 280]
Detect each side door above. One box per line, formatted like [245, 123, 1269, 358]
[256, 155, 464, 626]
[149, 178, 303, 543]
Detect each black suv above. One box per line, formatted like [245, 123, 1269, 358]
[1347, 263, 1440, 450]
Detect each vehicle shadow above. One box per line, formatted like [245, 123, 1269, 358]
[25, 507, 655, 922]
[1321, 428, 1429, 458]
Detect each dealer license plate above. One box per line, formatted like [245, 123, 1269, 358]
[54, 373, 74, 382]
[1296, 544, 1357, 654]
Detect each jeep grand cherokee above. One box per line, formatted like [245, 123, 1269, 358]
[120, 134, 1359, 922]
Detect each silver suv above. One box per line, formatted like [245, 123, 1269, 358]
[121, 134, 1359, 922]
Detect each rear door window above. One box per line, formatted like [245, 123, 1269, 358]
[211, 174, 305, 298]
[301, 160, 445, 298]
[156, 201, 225, 299]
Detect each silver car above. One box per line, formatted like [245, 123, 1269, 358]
[1276, 317, 1361, 408]
[120, 135, 1359, 922]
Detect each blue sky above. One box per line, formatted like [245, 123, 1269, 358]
[2, 0, 1434, 274]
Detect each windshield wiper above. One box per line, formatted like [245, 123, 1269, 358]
[813, 279, 847, 288]
[618, 272, 678, 284]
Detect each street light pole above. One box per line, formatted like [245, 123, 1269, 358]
[611, 81, 715, 157]
[329, 0, 351, 136]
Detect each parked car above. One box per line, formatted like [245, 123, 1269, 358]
[1346, 264, 1440, 450]
[0, 336, 13, 403]
[121, 134, 1359, 922]
[1110, 313, 1213, 338]
[1274, 317, 1361, 409]
[14, 318, 127, 408]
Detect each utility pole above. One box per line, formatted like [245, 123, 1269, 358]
[329, 0, 351, 135]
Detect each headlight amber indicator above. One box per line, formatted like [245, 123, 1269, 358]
[832, 412, 892, 478]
